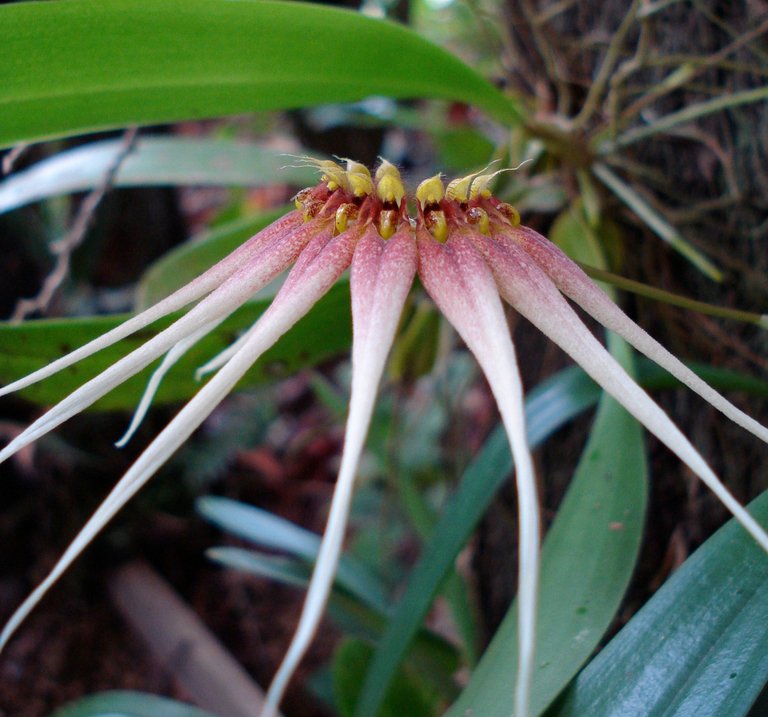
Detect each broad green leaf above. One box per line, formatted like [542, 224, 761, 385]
[551, 490, 768, 717]
[445, 335, 647, 717]
[136, 211, 288, 309]
[432, 127, 495, 171]
[0, 281, 352, 411]
[198, 496, 388, 612]
[0, 0, 519, 149]
[354, 366, 604, 717]
[50, 691, 216, 717]
[0, 138, 318, 215]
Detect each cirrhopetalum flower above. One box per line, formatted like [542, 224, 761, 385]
[1, 159, 767, 717]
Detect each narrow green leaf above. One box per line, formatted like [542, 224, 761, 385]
[354, 366, 603, 717]
[604, 86, 768, 151]
[551, 491, 768, 717]
[206, 547, 392, 646]
[0, 0, 519, 149]
[334, 639, 439, 717]
[637, 360, 768, 398]
[198, 496, 389, 613]
[207, 548, 460, 690]
[208, 546, 312, 588]
[592, 163, 722, 281]
[136, 211, 289, 309]
[578, 263, 768, 329]
[0, 282, 352, 411]
[0, 138, 318, 215]
[446, 335, 647, 717]
[50, 691, 217, 717]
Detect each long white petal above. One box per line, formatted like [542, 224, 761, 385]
[195, 328, 252, 380]
[262, 223, 417, 717]
[115, 319, 223, 448]
[0, 221, 330, 466]
[0, 219, 361, 653]
[417, 227, 539, 717]
[196, 208, 362, 380]
[0, 344, 253, 653]
[479, 233, 768, 554]
[500, 223, 768, 444]
[0, 210, 307, 399]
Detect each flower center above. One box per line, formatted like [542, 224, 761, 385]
[295, 158, 523, 244]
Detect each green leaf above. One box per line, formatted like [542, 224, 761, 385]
[0, 0, 519, 149]
[208, 546, 460, 692]
[50, 691, 217, 717]
[550, 203, 607, 273]
[549, 201, 624, 284]
[577, 264, 768, 329]
[432, 127, 495, 171]
[0, 138, 319, 215]
[354, 365, 604, 717]
[592, 163, 722, 281]
[551, 490, 768, 717]
[0, 281, 352, 411]
[136, 211, 289, 309]
[637, 360, 768, 399]
[445, 335, 648, 717]
[604, 86, 768, 152]
[198, 496, 389, 612]
[207, 546, 314, 588]
[334, 639, 439, 717]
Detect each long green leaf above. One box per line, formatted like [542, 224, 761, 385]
[0, 138, 318, 215]
[334, 639, 439, 717]
[551, 491, 768, 717]
[445, 335, 647, 717]
[592, 163, 722, 281]
[50, 691, 217, 717]
[207, 546, 313, 588]
[0, 281, 352, 411]
[0, 0, 519, 149]
[637, 361, 768, 398]
[604, 86, 768, 151]
[198, 496, 389, 612]
[207, 547, 460, 690]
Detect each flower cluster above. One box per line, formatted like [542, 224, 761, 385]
[1, 159, 766, 716]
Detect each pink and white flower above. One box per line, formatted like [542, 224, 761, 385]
[1, 159, 766, 717]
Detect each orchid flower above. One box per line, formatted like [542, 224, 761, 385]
[1, 158, 767, 717]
